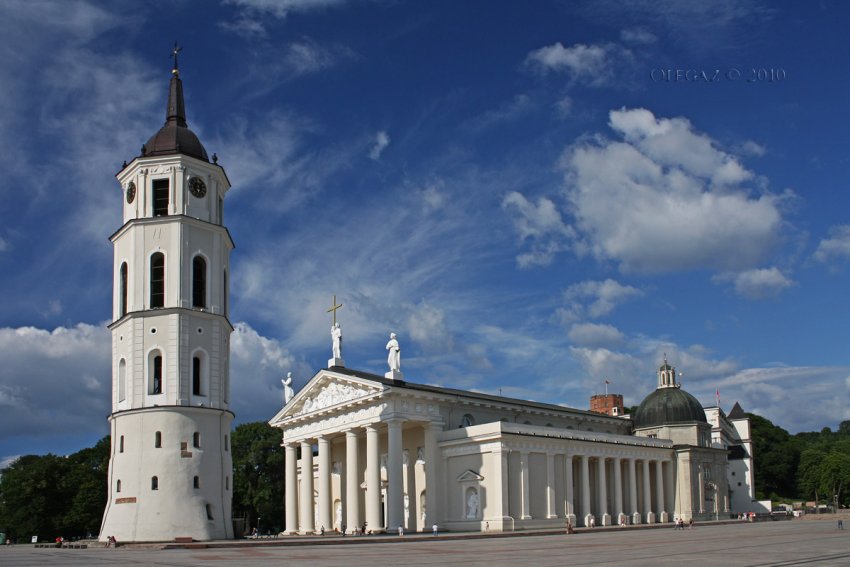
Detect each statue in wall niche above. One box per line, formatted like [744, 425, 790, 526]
[282, 372, 295, 405]
[331, 322, 343, 360]
[386, 332, 401, 372]
[466, 489, 479, 519]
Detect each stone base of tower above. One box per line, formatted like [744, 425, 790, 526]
[99, 406, 234, 542]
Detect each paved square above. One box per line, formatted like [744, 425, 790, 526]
[2, 522, 849, 566]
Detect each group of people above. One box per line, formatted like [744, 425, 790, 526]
[674, 518, 694, 530]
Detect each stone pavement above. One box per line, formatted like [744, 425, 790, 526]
[2, 520, 849, 566]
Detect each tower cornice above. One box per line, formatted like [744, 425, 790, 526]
[109, 214, 235, 250]
[108, 305, 234, 332]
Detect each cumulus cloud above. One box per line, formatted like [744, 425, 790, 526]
[561, 107, 784, 273]
[813, 225, 850, 264]
[502, 191, 574, 267]
[558, 279, 643, 323]
[525, 42, 613, 85]
[369, 131, 391, 160]
[713, 267, 794, 299]
[567, 322, 625, 347]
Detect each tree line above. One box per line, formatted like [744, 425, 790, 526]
[1, 416, 849, 541]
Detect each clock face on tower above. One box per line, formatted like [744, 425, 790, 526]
[188, 176, 207, 198]
[126, 181, 136, 204]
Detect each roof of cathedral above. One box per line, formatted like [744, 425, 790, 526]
[327, 365, 625, 424]
[632, 385, 707, 429]
[140, 56, 209, 162]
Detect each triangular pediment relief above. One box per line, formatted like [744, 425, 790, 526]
[456, 469, 484, 482]
[269, 371, 384, 425]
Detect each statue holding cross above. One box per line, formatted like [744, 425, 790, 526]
[327, 295, 345, 367]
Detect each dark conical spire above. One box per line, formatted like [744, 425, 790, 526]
[166, 42, 187, 127]
[141, 43, 208, 162]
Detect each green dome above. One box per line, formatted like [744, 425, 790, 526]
[632, 387, 707, 429]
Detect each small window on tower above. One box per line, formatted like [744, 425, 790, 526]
[119, 262, 128, 316]
[192, 355, 202, 396]
[193, 476, 200, 489]
[193, 432, 200, 448]
[192, 256, 206, 308]
[152, 354, 163, 395]
[206, 503, 214, 520]
[153, 179, 169, 216]
[119, 435, 124, 453]
[155, 431, 162, 448]
[151, 476, 159, 490]
[150, 253, 165, 308]
[116, 479, 122, 493]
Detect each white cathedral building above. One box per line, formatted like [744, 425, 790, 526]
[99, 54, 757, 541]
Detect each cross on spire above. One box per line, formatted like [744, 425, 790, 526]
[171, 42, 182, 76]
[326, 295, 343, 326]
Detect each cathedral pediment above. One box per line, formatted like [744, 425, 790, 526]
[270, 371, 384, 425]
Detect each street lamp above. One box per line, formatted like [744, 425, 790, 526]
[257, 516, 262, 536]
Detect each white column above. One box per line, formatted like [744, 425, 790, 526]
[492, 445, 510, 527]
[643, 459, 654, 523]
[345, 430, 360, 534]
[317, 435, 331, 533]
[597, 457, 610, 525]
[424, 423, 440, 530]
[656, 460, 667, 522]
[546, 453, 557, 519]
[520, 451, 531, 519]
[365, 425, 381, 533]
[613, 457, 623, 524]
[580, 455, 591, 526]
[284, 443, 298, 535]
[665, 459, 676, 517]
[629, 458, 640, 525]
[299, 440, 314, 534]
[565, 455, 575, 525]
[387, 419, 404, 531]
[698, 464, 705, 514]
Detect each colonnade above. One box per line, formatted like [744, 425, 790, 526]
[556, 453, 671, 526]
[283, 420, 441, 535]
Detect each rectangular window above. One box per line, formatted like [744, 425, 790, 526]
[155, 431, 162, 448]
[192, 356, 201, 396]
[153, 179, 169, 216]
[193, 432, 200, 448]
[150, 253, 165, 308]
[153, 355, 162, 394]
[119, 435, 124, 453]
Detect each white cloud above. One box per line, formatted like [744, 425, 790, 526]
[738, 140, 766, 157]
[526, 42, 613, 85]
[555, 95, 573, 118]
[620, 27, 657, 45]
[369, 131, 391, 160]
[561, 107, 784, 273]
[221, 0, 350, 38]
[0, 323, 111, 441]
[0, 237, 8, 252]
[559, 279, 643, 323]
[0, 455, 20, 470]
[813, 225, 850, 264]
[502, 191, 574, 267]
[465, 94, 533, 131]
[568, 322, 625, 347]
[713, 267, 794, 299]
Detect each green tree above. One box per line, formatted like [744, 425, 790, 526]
[0, 454, 70, 541]
[231, 422, 284, 534]
[748, 413, 801, 499]
[799, 447, 828, 506]
[60, 437, 110, 537]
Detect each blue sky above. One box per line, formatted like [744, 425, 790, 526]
[1, 0, 849, 465]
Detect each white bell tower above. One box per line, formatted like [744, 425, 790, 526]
[99, 47, 234, 542]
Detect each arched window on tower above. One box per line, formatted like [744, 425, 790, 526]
[192, 355, 202, 396]
[118, 358, 126, 402]
[151, 476, 159, 490]
[153, 179, 169, 216]
[149, 351, 163, 395]
[119, 262, 128, 316]
[150, 252, 165, 308]
[192, 255, 206, 308]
